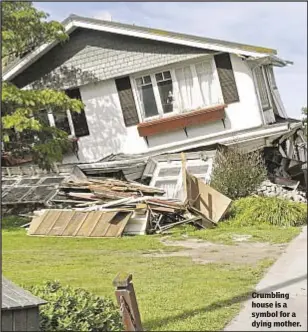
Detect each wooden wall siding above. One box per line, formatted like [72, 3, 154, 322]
[115, 77, 140, 127]
[214, 53, 239, 104]
[1, 308, 40, 332]
[137, 104, 225, 137]
[28, 210, 132, 237]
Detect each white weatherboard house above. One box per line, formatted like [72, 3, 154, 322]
[3, 14, 302, 174]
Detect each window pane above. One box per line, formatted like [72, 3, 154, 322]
[136, 77, 143, 86]
[255, 67, 270, 110]
[196, 62, 215, 107]
[138, 84, 159, 118]
[187, 164, 209, 174]
[154, 179, 178, 198]
[163, 71, 171, 79]
[157, 79, 173, 114]
[54, 112, 71, 135]
[71, 110, 90, 137]
[175, 66, 194, 111]
[155, 73, 163, 82]
[37, 110, 50, 126]
[143, 76, 151, 84]
[158, 167, 181, 176]
[65, 88, 90, 137]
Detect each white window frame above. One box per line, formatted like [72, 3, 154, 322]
[131, 56, 223, 123]
[150, 158, 213, 198]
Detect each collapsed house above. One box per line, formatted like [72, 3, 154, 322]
[2, 15, 307, 234]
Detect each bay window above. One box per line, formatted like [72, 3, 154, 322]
[134, 58, 222, 121]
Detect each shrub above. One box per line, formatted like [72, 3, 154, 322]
[227, 196, 307, 227]
[210, 146, 267, 199]
[28, 281, 123, 332]
[2, 215, 28, 229]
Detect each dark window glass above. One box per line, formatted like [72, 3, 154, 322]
[65, 88, 89, 137]
[54, 112, 71, 135]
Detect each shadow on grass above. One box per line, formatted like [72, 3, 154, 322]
[144, 274, 307, 329]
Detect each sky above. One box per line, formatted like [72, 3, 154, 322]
[34, 2, 307, 119]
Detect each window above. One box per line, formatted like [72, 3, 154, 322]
[150, 159, 213, 199]
[66, 88, 89, 137]
[254, 66, 271, 111]
[174, 66, 194, 111]
[155, 71, 173, 114]
[134, 60, 222, 122]
[115, 77, 139, 127]
[195, 61, 216, 107]
[136, 75, 159, 118]
[54, 111, 71, 135]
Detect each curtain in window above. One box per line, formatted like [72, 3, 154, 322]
[175, 66, 194, 112]
[195, 62, 215, 107]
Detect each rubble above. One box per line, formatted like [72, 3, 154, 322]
[24, 159, 232, 237]
[256, 179, 307, 202]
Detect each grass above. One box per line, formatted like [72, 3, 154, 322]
[3, 227, 276, 331]
[170, 222, 302, 245]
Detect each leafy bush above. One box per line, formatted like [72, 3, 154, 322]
[210, 146, 267, 199]
[227, 196, 307, 227]
[2, 215, 28, 229]
[28, 281, 123, 332]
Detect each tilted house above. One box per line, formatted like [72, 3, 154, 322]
[3, 15, 305, 190]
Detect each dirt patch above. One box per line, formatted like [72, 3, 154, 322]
[142, 238, 287, 265]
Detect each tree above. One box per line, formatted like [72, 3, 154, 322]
[2, 2, 83, 170]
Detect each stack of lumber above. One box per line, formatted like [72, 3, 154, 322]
[26, 170, 231, 238]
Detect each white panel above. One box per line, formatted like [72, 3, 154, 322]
[224, 54, 263, 130]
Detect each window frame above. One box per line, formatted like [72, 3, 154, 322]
[131, 56, 223, 123]
[149, 158, 213, 199]
[48, 88, 90, 138]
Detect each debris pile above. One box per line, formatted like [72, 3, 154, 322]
[26, 165, 232, 238]
[256, 179, 307, 203]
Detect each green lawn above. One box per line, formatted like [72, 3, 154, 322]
[169, 222, 302, 245]
[2, 224, 300, 331]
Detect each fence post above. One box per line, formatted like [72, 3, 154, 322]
[113, 273, 143, 332]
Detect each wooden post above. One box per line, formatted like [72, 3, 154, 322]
[113, 273, 143, 332]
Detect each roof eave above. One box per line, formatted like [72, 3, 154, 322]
[3, 16, 277, 82]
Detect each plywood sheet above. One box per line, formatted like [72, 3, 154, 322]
[185, 171, 231, 223]
[28, 209, 132, 238]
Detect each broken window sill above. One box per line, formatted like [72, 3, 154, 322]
[137, 104, 226, 137]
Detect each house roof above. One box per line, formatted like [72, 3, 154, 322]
[2, 276, 47, 310]
[3, 14, 277, 82]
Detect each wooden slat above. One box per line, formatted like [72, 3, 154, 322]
[48, 211, 74, 236]
[87, 211, 104, 236]
[1, 310, 13, 332]
[90, 211, 119, 237]
[26, 308, 40, 332]
[103, 212, 132, 237]
[62, 212, 88, 236]
[34, 210, 62, 235]
[13, 309, 27, 331]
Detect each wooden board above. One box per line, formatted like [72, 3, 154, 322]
[185, 170, 232, 224]
[28, 210, 132, 238]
